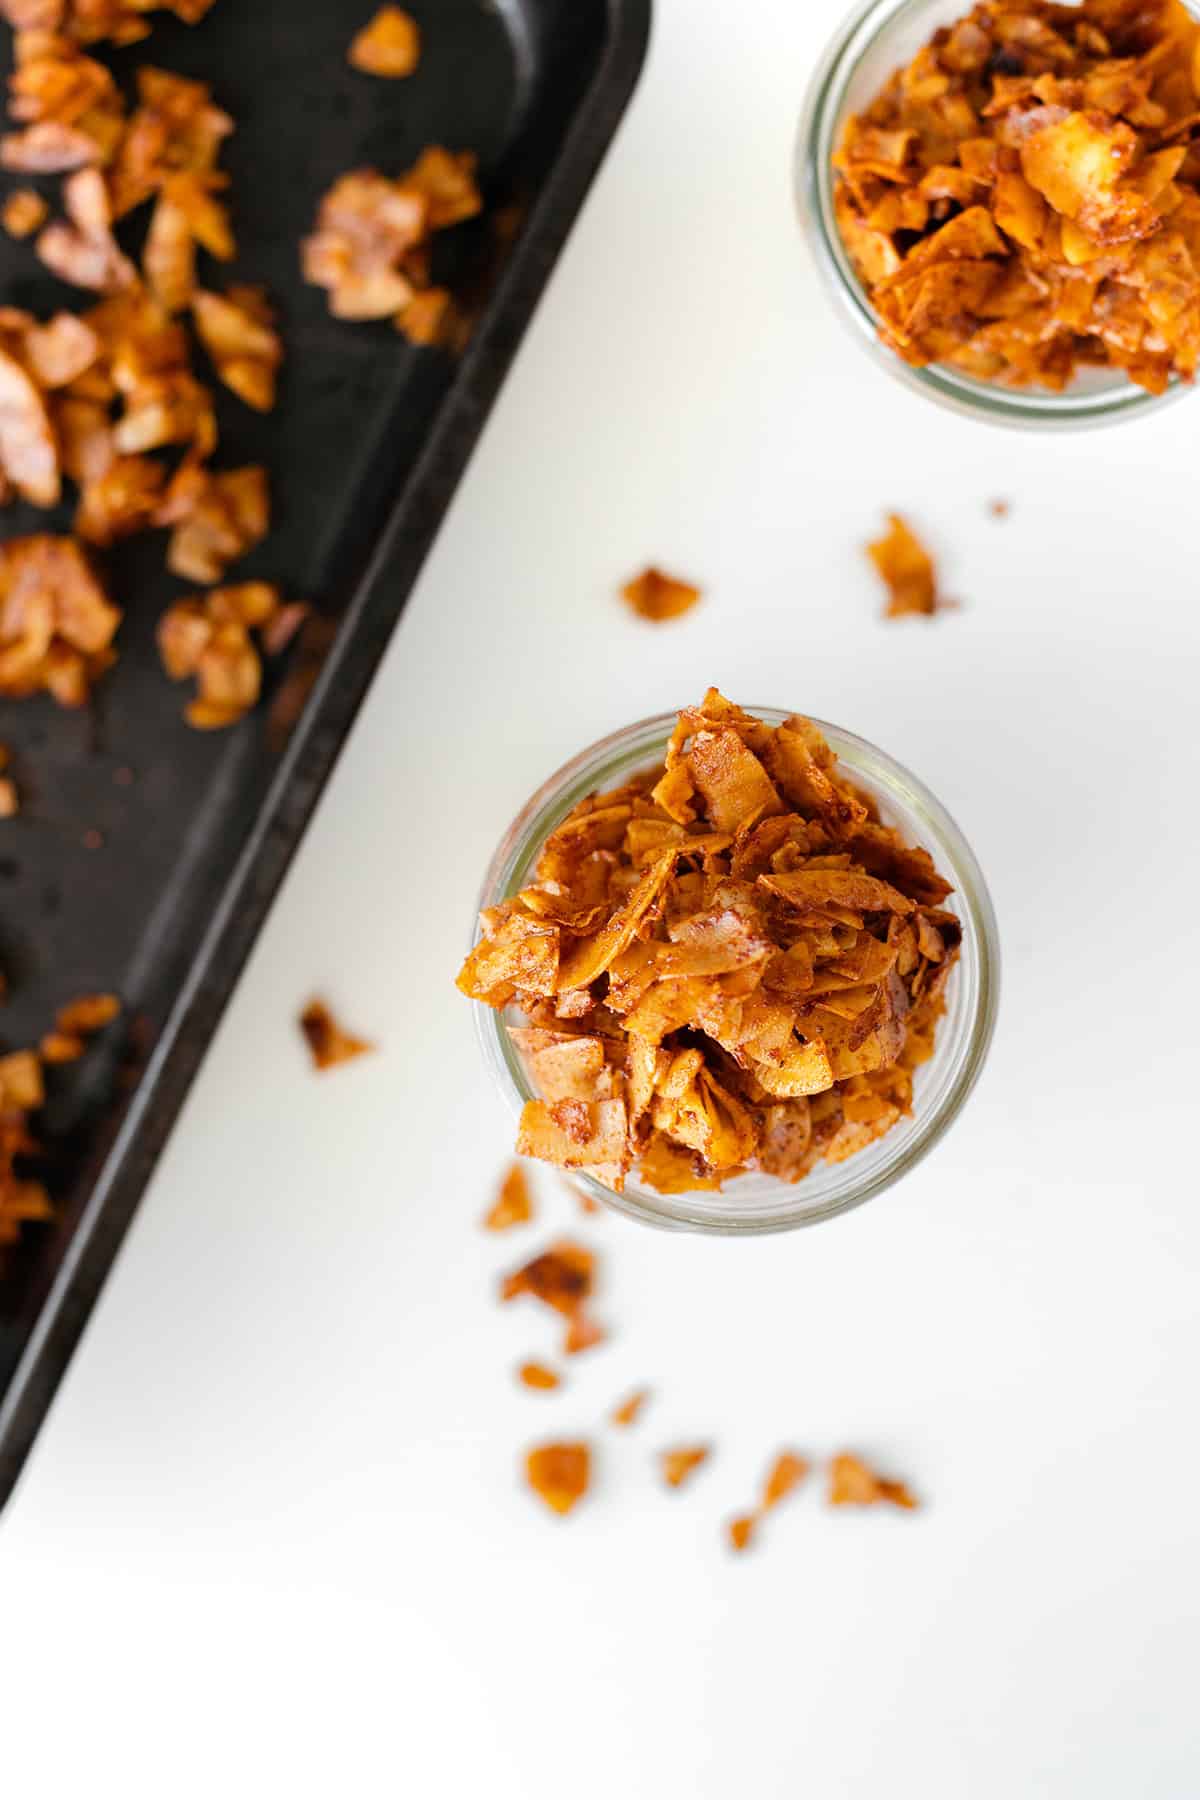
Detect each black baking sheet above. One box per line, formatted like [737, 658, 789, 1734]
[0, 0, 650, 1509]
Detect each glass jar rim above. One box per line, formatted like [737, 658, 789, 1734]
[794, 0, 1196, 431]
[470, 708, 1001, 1236]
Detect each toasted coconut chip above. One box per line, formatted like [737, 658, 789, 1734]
[610, 1387, 650, 1428]
[75, 453, 163, 544]
[687, 729, 782, 832]
[2, 187, 48, 236]
[405, 146, 482, 228]
[828, 1450, 919, 1510]
[20, 310, 99, 388]
[36, 166, 136, 293]
[867, 513, 946, 618]
[501, 1239, 595, 1318]
[0, 532, 119, 702]
[298, 999, 373, 1070]
[158, 581, 294, 728]
[457, 692, 960, 1195]
[727, 1514, 757, 1551]
[143, 190, 195, 312]
[0, 347, 59, 503]
[518, 1361, 560, 1391]
[348, 6, 421, 78]
[164, 465, 269, 583]
[108, 65, 233, 218]
[832, 0, 1200, 390]
[56, 990, 118, 1033]
[396, 285, 453, 347]
[1, 2, 218, 40]
[508, 1027, 611, 1102]
[563, 1312, 605, 1355]
[0, 1047, 44, 1110]
[660, 1445, 711, 1489]
[483, 1161, 534, 1231]
[621, 565, 703, 623]
[763, 1450, 810, 1510]
[525, 1441, 589, 1516]
[192, 286, 283, 410]
[304, 149, 480, 327]
[458, 907, 559, 1007]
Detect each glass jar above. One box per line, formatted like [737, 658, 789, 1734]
[795, 0, 1194, 430]
[470, 709, 1000, 1235]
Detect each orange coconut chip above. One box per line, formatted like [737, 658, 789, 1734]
[302, 149, 481, 333]
[500, 1237, 604, 1356]
[867, 514, 946, 618]
[160, 464, 270, 584]
[727, 1514, 757, 1552]
[0, 32, 125, 174]
[158, 580, 302, 728]
[0, 2, 217, 44]
[610, 1387, 650, 1428]
[36, 165, 135, 294]
[348, 6, 421, 78]
[0, 1000, 121, 1260]
[40, 990, 120, 1062]
[483, 1161, 535, 1231]
[457, 690, 960, 1196]
[0, 1139, 51, 1253]
[660, 1445, 711, 1490]
[192, 286, 283, 411]
[762, 1449, 810, 1510]
[563, 1312, 605, 1356]
[2, 187, 47, 237]
[298, 999, 374, 1072]
[525, 1441, 590, 1516]
[107, 66, 233, 222]
[621, 566, 703, 624]
[8, 58, 236, 302]
[500, 1239, 595, 1317]
[828, 1451, 919, 1511]
[518, 1361, 560, 1391]
[0, 286, 251, 599]
[0, 534, 119, 705]
[723, 1449, 811, 1553]
[396, 285, 454, 347]
[832, 0, 1200, 392]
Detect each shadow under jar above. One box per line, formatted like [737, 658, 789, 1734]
[471, 710, 1000, 1236]
[796, 0, 1200, 429]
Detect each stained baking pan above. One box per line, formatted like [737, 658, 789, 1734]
[0, 0, 650, 1510]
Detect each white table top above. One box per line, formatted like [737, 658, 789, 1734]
[3, 1, 1199, 1794]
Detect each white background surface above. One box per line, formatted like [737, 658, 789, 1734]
[3, 0, 1200, 1794]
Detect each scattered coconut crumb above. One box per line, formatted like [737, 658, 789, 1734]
[2, 189, 49, 240]
[660, 1445, 710, 1490]
[525, 1441, 590, 1516]
[518, 1361, 560, 1391]
[828, 1451, 918, 1511]
[763, 1450, 810, 1511]
[620, 566, 702, 623]
[348, 6, 421, 77]
[610, 1388, 649, 1429]
[299, 998, 373, 1071]
[727, 1514, 757, 1552]
[483, 1161, 534, 1231]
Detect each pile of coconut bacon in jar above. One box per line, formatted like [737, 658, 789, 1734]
[833, 0, 1200, 391]
[457, 691, 961, 1199]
